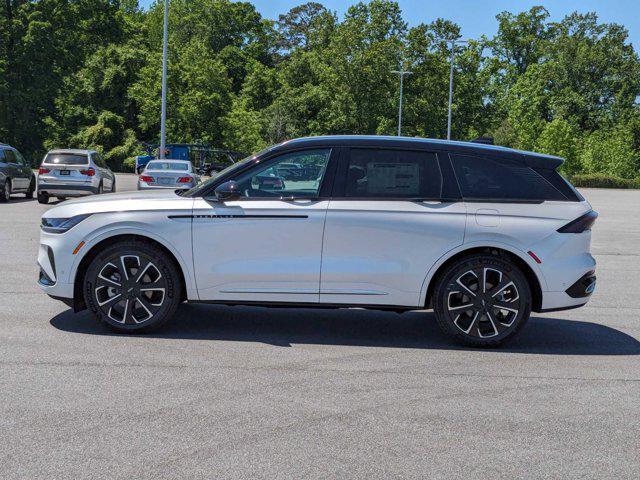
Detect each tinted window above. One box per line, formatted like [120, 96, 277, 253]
[0, 150, 5, 162]
[146, 161, 189, 171]
[234, 149, 331, 198]
[451, 154, 567, 201]
[43, 153, 89, 165]
[92, 153, 107, 168]
[344, 149, 442, 199]
[5, 149, 16, 163]
[14, 150, 27, 166]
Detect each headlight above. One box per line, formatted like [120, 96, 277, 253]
[41, 214, 92, 234]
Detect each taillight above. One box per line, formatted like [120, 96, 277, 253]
[177, 177, 192, 183]
[139, 175, 154, 183]
[38, 167, 50, 174]
[557, 210, 598, 233]
[80, 167, 95, 177]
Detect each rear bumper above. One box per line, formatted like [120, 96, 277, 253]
[37, 184, 98, 196]
[137, 182, 191, 190]
[540, 269, 596, 311]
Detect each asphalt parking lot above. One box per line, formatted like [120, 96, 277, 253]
[1, 174, 639, 479]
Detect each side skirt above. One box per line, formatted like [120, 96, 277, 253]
[188, 300, 421, 314]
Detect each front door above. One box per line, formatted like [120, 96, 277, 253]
[192, 148, 336, 303]
[320, 148, 467, 307]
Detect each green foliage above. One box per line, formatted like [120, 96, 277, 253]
[0, 1, 639, 180]
[570, 173, 640, 189]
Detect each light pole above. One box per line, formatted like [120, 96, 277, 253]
[159, 0, 169, 159]
[442, 38, 468, 140]
[391, 67, 412, 136]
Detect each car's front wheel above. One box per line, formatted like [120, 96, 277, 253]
[0, 179, 11, 202]
[433, 253, 531, 347]
[25, 177, 35, 198]
[83, 241, 183, 333]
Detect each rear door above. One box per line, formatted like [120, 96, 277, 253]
[320, 147, 467, 307]
[192, 148, 337, 302]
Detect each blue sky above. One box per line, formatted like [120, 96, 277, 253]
[140, 0, 640, 49]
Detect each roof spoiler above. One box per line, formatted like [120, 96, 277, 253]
[470, 136, 494, 145]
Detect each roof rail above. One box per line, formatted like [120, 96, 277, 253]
[470, 136, 494, 145]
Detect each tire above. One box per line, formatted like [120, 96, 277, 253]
[0, 179, 10, 202]
[433, 253, 531, 347]
[37, 191, 49, 204]
[111, 179, 116, 193]
[83, 240, 183, 333]
[25, 177, 35, 199]
[97, 182, 104, 195]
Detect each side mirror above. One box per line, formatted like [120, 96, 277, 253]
[214, 180, 241, 201]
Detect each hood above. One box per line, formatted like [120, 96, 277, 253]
[62, 189, 179, 205]
[43, 189, 193, 219]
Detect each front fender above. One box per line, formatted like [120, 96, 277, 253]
[70, 223, 197, 300]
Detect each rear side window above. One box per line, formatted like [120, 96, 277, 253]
[451, 154, 567, 201]
[43, 153, 89, 165]
[344, 149, 442, 199]
[0, 150, 5, 162]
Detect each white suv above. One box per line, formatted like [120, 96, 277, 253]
[37, 136, 597, 347]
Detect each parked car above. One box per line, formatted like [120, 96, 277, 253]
[137, 160, 200, 190]
[37, 149, 115, 204]
[0, 143, 36, 202]
[37, 136, 597, 347]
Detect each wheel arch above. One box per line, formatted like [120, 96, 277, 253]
[71, 233, 190, 312]
[421, 245, 544, 312]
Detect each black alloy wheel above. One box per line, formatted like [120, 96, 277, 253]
[434, 253, 531, 347]
[84, 241, 183, 333]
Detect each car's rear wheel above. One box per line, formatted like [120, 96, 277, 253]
[0, 179, 11, 202]
[83, 241, 183, 333]
[433, 253, 531, 347]
[25, 177, 35, 198]
[37, 191, 49, 204]
[97, 182, 104, 195]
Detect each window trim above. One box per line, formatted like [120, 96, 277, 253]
[331, 146, 449, 201]
[202, 146, 339, 201]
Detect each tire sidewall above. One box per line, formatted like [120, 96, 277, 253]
[1, 179, 10, 202]
[83, 241, 182, 333]
[434, 254, 532, 347]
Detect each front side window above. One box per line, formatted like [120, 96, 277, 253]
[344, 149, 442, 199]
[233, 149, 331, 198]
[14, 150, 27, 166]
[451, 154, 566, 201]
[4, 149, 17, 163]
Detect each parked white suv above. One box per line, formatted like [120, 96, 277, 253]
[37, 149, 116, 204]
[37, 136, 597, 347]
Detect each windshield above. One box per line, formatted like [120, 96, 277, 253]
[183, 146, 273, 197]
[43, 153, 89, 165]
[146, 161, 189, 171]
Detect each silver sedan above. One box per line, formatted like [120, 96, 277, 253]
[137, 159, 200, 190]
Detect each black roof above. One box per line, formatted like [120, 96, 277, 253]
[268, 135, 564, 169]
